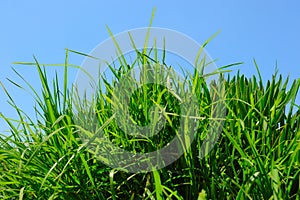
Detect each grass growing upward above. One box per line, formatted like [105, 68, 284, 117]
[0, 44, 299, 200]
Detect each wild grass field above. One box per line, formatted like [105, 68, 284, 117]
[0, 39, 299, 199]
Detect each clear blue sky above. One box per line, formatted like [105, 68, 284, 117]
[1, 1, 299, 133]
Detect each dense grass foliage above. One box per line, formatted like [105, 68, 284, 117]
[0, 49, 299, 199]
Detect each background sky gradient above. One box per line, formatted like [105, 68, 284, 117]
[1, 1, 299, 133]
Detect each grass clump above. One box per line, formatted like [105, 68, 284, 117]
[0, 44, 299, 200]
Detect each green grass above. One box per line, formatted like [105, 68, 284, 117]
[0, 41, 299, 199]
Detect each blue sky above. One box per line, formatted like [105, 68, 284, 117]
[1, 1, 299, 133]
